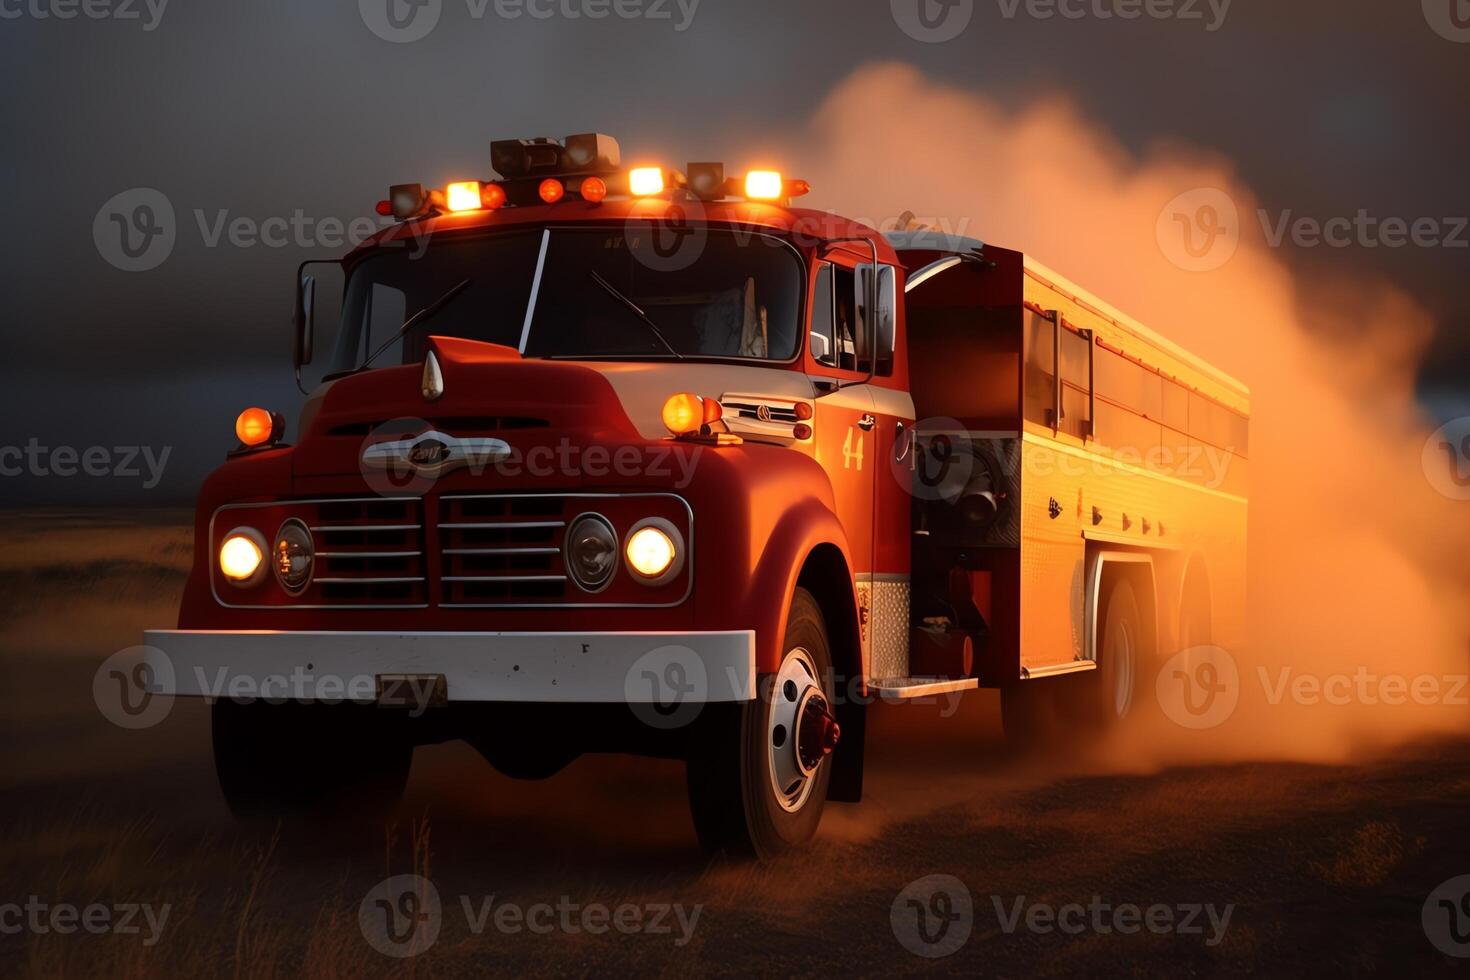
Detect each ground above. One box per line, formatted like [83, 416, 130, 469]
[2, 511, 1468, 977]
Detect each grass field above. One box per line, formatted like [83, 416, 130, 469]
[3, 510, 1469, 977]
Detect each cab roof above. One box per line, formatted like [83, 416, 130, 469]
[351, 198, 899, 264]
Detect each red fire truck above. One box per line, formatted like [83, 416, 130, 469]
[146, 133, 1248, 857]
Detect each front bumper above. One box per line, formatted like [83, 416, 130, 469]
[141, 629, 756, 703]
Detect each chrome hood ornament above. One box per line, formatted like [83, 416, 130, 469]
[361, 429, 512, 479]
[422, 351, 444, 402]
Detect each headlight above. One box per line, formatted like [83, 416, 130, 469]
[272, 519, 314, 595]
[219, 527, 267, 587]
[624, 518, 685, 586]
[565, 514, 617, 593]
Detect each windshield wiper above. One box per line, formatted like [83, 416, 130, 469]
[359, 278, 474, 370]
[588, 270, 683, 359]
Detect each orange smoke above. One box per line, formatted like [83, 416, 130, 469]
[796, 63, 1470, 764]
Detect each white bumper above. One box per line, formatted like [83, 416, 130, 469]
[141, 629, 756, 704]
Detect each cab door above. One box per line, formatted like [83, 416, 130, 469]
[806, 256, 905, 676]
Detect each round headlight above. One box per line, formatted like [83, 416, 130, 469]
[219, 527, 267, 587]
[273, 519, 314, 595]
[624, 518, 685, 586]
[565, 514, 618, 593]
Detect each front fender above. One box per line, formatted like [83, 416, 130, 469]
[685, 444, 856, 675]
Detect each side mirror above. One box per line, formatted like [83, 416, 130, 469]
[809, 330, 832, 364]
[293, 273, 316, 369]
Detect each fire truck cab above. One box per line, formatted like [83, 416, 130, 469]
[145, 134, 1248, 858]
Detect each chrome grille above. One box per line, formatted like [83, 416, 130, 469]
[721, 399, 801, 424]
[308, 499, 426, 605]
[437, 495, 569, 606]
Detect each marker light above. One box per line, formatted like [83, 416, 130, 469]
[538, 178, 565, 204]
[629, 167, 665, 197]
[446, 181, 484, 212]
[375, 200, 393, 216]
[744, 170, 785, 201]
[235, 407, 276, 447]
[625, 524, 677, 581]
[219, 528, 266, 586]
[579, 175, 607, 203]
[661, 392, 721, 436]
[481, 183, 507, 209]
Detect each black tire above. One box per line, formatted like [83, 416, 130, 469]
[1003, 577, 1148, 747]
[1072, 577, 1147, 727]
[685, 587, 836, 859]
[212, 699, 412, 823]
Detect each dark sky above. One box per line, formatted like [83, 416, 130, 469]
[2, 0, 1467, 502]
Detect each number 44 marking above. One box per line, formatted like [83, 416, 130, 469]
[843, 427, 865, 470]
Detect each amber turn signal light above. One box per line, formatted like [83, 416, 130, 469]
[235, 407, 278, 448]
[661, 392, 721, 437]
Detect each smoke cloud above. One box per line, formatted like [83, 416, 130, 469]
[796, 63, 1470, 765]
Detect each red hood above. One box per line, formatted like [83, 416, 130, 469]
[293, 336, 640, 478]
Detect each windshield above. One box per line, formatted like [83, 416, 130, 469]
[329, 226, 804, 374]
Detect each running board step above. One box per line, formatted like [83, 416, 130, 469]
[868, 677, 980, 700]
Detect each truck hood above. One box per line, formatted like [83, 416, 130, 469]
[293, 336, 640, 478]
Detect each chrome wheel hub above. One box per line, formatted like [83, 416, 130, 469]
[766, 648, 839, 813]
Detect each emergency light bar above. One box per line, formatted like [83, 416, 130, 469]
[376, 132, 810, 218]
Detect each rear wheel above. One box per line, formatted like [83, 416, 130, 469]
[1002, 577, 1148, 748]
[686, 588, 840, 858]
[212, 700, 412, 823]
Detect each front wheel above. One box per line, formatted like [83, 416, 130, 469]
[212, 699, 413, 824]
[685, 588, 841, 858]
